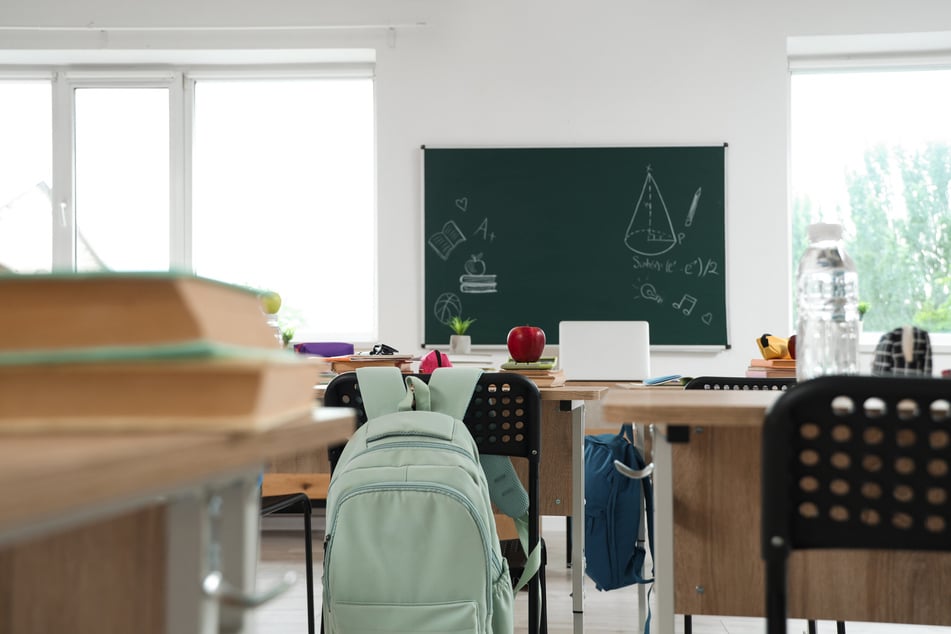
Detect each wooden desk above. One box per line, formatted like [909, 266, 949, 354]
[0, 407, 354, 634]
[602, 389, 951, 633]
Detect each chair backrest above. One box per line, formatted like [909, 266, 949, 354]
[324, 371, 541, 466]
[558, 320, 651, 380]
[323, 371, 544, 633]
[761, 375, 951, 632]
[684, 376, 795, 391]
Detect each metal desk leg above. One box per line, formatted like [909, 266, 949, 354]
[217, 474, 261, 634]
[567, 399, 586, 634]
[164, 470, 264, 634]
[166, 488, 218, 634]
[651, 425, 675, 634]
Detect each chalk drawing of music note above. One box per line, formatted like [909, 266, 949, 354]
[672, 293, 697, 316]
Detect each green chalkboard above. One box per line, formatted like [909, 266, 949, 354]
[423, 146, 728, 347]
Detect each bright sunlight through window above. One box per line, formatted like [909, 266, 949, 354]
[191, 78, 376, 342]
[791, 68, 951, 336]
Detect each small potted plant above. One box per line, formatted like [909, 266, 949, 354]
[448, 316, 476, 354]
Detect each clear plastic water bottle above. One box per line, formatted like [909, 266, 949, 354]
[796, 222, 860, 382]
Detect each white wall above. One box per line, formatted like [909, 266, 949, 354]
[4, 0, 951, 376]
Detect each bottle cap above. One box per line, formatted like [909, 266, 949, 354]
[807, 222, 843, 242]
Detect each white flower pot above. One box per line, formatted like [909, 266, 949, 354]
[449, 334, 471, 355]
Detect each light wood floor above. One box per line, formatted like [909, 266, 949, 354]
[252, 516, 951, 634]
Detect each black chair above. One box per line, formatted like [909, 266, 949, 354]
[259, 492, 316, 634]
[324, 371, 548, 634]
[684, 375, 796, 391]
[762, 375, 951, 634]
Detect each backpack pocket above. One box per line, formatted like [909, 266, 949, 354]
[490, 557, 514, 634]
[331, 601, 479, 633]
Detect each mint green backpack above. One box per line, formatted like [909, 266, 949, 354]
[322, 367, 537, 634]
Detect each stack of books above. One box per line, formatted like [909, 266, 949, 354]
[0, 273, 326, 432]
[745, 358, 796, 378]
[500, 357, 566, 387]
[323, 354, 414, 374]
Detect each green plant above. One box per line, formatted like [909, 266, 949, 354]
[448, 316, 476, 335]
[858, 301, 870, 321]
[281, 326, 295, 347]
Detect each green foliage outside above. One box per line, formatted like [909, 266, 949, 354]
[793, 142, 951, 333]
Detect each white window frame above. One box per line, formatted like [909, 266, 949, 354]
[788, 38, 951, 353]
[1, 58, 378, 341]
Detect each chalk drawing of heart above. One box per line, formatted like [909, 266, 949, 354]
[455, 197, 468, 212]
[701, 312, 713, 325]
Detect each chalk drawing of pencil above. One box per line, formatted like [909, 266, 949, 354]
[684, 187, 702, 227]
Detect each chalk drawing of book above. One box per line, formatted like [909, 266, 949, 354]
[428, 220, 467, 260]
[624, 166, 678, 257]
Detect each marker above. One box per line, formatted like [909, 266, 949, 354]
[684, 187, 702, 227]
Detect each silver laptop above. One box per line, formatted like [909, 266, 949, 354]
[558, 321, 651, 381]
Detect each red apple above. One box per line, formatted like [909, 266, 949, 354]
[507, 325, 546, 362]
[787, 334, 797, 359]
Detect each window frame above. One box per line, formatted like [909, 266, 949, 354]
[788, 50, 951, 354]
[0, 60, 378, 341]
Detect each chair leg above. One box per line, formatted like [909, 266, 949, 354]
[807, 621, 817, 634]
[836, 621, 846, 634]
[684, 613, 692, 634]
[302, 497, 315, 634]
[539, 562, 548, 634]
[565, 516, 572, 567]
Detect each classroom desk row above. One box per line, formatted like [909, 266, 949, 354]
[273, 380, 951, 634]
[0, 407, 354, 634]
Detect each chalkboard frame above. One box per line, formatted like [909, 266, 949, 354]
[421, 144, 730, 349]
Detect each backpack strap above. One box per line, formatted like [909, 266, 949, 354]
[354, 367, 411, 418]
[425, 367, 483, 417]
[427, 367, 541, 592]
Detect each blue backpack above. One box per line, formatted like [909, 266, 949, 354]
[583, 423, 655, 591]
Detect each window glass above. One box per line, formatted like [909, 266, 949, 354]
[791, 69, 951, 335]
[74, 87, 170, 271]
[191, 78, 376, 341]
[0, 81, 52, 273]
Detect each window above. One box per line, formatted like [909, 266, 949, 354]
[790, 65, 951, 341]
[0, 67, 376, 342]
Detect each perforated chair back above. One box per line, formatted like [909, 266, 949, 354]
[323, 371, 546, 634]
[761, 375, 951, 634]
[684, 375, 795, 391]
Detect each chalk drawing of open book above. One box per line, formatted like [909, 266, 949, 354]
[428, 220, 466, 260]
[624, 166, 678, 257]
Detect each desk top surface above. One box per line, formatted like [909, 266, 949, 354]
[0, 407, 354, 539]
[602, 388, 782, 426]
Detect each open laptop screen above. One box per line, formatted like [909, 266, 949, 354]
[558, 321, 651, 381]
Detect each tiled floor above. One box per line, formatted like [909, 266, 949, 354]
[252, 515, 951, 634]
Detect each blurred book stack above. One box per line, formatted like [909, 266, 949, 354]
[500, 356, 566, 387]
[745, 358, 796, 378]
[0, 273, 326, 432]
[324, 354, 414, 374]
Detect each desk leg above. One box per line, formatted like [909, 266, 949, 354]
[651, 425, 675, 634]
[217, 474, 261, 634]
[166, 489, 218, 634]
[165, 471, 262, 634]
[568, 400, 585, 634]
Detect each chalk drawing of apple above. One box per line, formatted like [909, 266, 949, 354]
[465, 253, 487, 275]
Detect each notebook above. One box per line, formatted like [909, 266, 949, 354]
[558, 321, 651, 381]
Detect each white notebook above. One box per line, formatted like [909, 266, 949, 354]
[558, 321, 651, 381]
